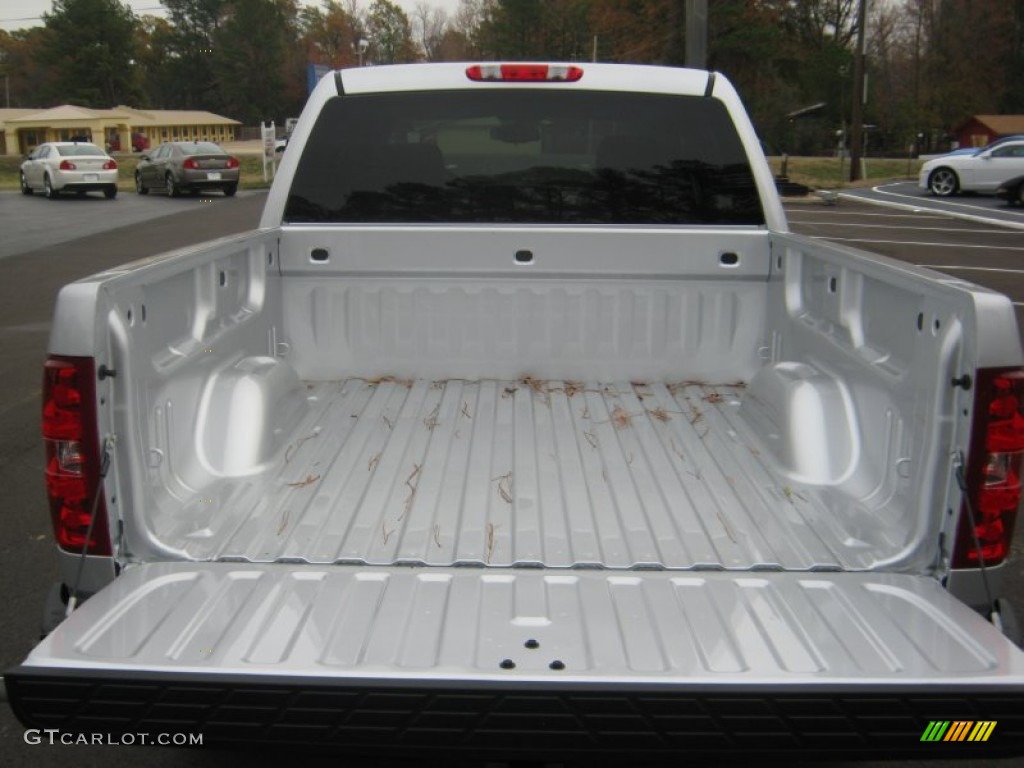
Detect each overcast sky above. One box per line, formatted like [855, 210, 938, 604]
[0, 0, 464, 33]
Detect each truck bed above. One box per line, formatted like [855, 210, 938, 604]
[78, 225, 992, 579]
[162, 378, 884, 570]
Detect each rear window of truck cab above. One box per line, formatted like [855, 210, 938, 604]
[284, 89, 765, 226]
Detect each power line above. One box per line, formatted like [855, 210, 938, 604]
[0, 6, 167, 24]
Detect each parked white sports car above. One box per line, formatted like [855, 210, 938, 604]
[919, 139, 1024, 196]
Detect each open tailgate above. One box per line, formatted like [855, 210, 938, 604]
[7, 562, 1024, 759]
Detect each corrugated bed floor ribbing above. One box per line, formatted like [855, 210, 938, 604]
[169, 378, 881, 570]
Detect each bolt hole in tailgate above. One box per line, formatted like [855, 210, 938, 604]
[6, 563, 1024, 758]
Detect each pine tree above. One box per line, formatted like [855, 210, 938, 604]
[38, 0, 141, 106]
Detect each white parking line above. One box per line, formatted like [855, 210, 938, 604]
[818, 236, 1024, 250]
[788, 220, 1016, 234]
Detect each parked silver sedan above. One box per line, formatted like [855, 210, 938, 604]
[20, 142, 119, 199]
[134, 141, 241, 197]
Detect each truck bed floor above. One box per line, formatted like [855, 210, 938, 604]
[165, 379, 888, 570]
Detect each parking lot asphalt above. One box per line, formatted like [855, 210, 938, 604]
[0, 191, 1021, 767]
[0, 188, 262, 260]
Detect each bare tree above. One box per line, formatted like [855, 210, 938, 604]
[783, 0, 859, 48]
[413, 2, 449, 61]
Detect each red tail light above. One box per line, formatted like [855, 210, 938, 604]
[42, 357, 111, 556]
[59, 159, 76, 171]
[183, 158, 199, 170]
[225, 156, 239, 169]
[953, 368, 1024, 568]
[103, 159, 117, 170]
[466, 64, 583, 82]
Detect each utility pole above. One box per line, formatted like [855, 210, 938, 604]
[848, 0, 867, 182]
[685, 0, 708, 69]
[0, 48, 8, 107]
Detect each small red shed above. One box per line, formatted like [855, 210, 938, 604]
[953, 115, 1024, 149]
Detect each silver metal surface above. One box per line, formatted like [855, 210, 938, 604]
[23, 562, 1024, 686]
[280, 272, 768, 383]
[768, 231, 1023, 582]
[81, 226, 1016, 579]
[155, 378, 886, 570]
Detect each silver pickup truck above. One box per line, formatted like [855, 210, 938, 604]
[5, 63, 1024, 760]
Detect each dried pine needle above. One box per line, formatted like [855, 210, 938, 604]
[402, 463, 423, 518]
[563, 381, 584, 397]
[364, 375, 412, 388]
[610, 405, 633, 429]
[276, 508, 291, 537]
[647, 406, 672, 422]
[284, 429, 320, 464]
[486, 522, 498, 563]
[522, 375, 547, 395]
[493, 471, 514, 504]
[423, 403, 441, 430]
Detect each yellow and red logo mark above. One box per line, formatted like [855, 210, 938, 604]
[920, 721, 996, 742]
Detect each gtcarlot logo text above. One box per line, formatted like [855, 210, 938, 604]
[24, 729, 203, 746]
